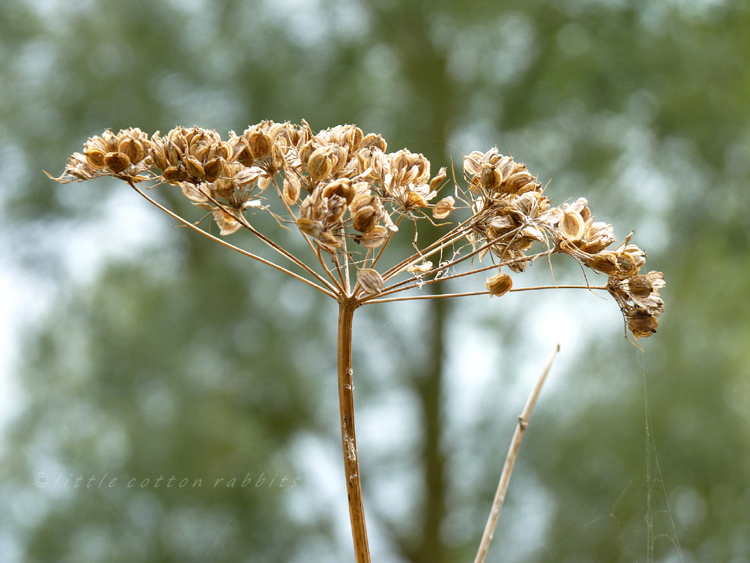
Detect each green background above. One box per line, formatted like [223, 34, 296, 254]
[1, 0, 749, 561]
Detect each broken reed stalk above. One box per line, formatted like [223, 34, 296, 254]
[50, 121, 666, 563]
[474, 343, 560, 563]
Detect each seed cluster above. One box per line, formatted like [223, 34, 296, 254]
[463, 149, 664, 337]
[51, 120, 665, 340]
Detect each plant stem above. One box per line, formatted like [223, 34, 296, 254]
[337, 299, 371, 563]
[364, 285, 608, 305]
[474, 343, 560, 563]
[128, 182, 336, 298]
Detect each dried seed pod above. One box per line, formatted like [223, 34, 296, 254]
[622, 245, 647, 271]
[247, 131, 272, 159]
[505, 171, 534, 193]
[360, 225, 389, 248]
[360, 133, 387, 152]
[298, 196, 313, 219]
[296, 217, 323, 237]
[369, 150, 388, 180]
[350, 192, 375, 214]
[322, 178, 355, 204]
[308, 148, 333, 182]
[267, 121, 286, 141]
[204, 157, 226, 183]
[567, 197, 591, 222]
[352, 205, 378, 233]
[82, 135, 113, 170]
[119, 137, 146, 164]
[537, 207, 563, 228]
[578, 220, 615, 254]
[513, 191, 548, 217]
[482, 167, 503, 191]
[83, 139, 108, 164]
[169, 128, 187, 151]
[233, 166, 263, 190]
[516, 180, 541, 195]
[520, 225, 545, 243]
[184, 155, 205, 179]
[104, 152, 131, 173]
[167, 143, 183, 167]
[644, 270, 665, 291]
[389, 149, 430, 186]
[84, 147, 107, 169]
[357, 268, 384, 294]
[485, 271, 513, 297]
[325, 196, 347, 225]
[345, 126, 364, 150]
[217, 141, 233, 161]
[162, 166, 183, 184]
[628, 274, 653, 298]
[406, 190, 428, 209]
[429, 167, 448, 192]
[258, 175, 272, 192]
[497, 155, 516, 179]
[559, 209, 585, 240]
[316, 231, 343, 251]
[149, 140, 169, 171]
[433, 196, 455, 220]
[270, 143, 285, 171]
[627, 309, 658, 338]
[283, 175, 301, 205]
[489, 215, 515, 235]
[328, 145, 347, 176]
[586, 251, 620, 275]
[55, 152, 96, 181]
[463, 151, 484, 176]
[299, 141, 316, 166]
[235, 145, 255, 167]
[615, 252, 640, 278]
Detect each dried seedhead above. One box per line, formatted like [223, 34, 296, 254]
[50, 120, 665, 340]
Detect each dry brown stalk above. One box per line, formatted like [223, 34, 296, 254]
[474, 344, 560, 563]
[337, 299, 370, 563]
[49, 121, 666, 563]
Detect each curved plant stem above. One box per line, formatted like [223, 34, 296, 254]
[271, 177, 345, 293]
[192, 184, 340, 294]
[364, 284, 608, 305]
[474, 343, 560, 563]
[337, 299, 371, 563]
[128, 182, 336, 298]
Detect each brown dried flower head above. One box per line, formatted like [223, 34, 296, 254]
[50, 120, 665, 341]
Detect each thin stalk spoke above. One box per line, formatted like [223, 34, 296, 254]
[364, 284, 609, 305]
[128, 182, 336, 298]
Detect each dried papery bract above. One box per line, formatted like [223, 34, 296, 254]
[50, 120, 666, 563]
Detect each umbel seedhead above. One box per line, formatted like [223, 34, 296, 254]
[50, 120, 664, 338]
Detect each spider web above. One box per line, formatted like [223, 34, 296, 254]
[642, 358, 683, 563]
[539, 353, 684, 563]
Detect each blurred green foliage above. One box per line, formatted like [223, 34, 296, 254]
[2, 0, 750, 562]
